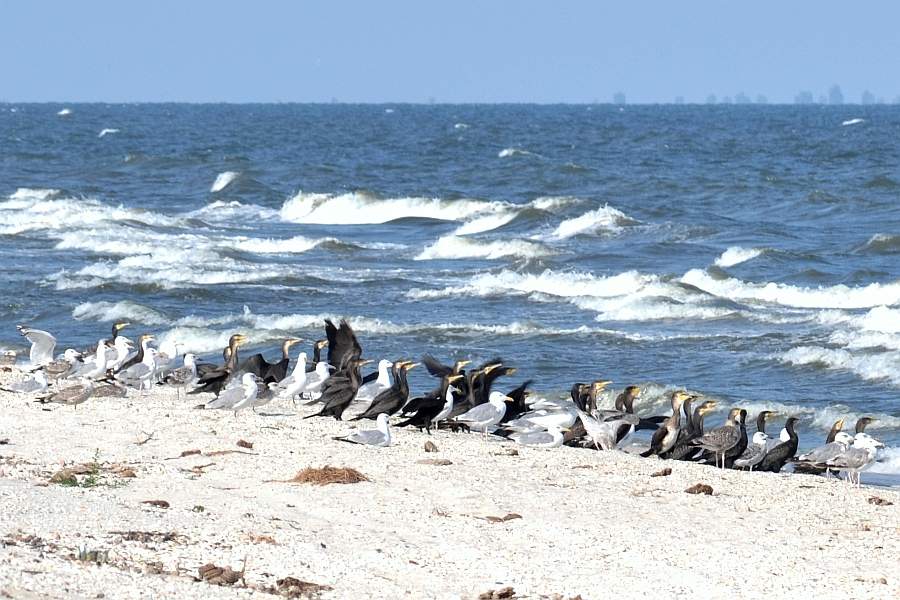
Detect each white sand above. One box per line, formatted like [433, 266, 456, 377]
[0, 369, 897, 599]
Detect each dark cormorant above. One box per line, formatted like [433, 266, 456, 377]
[325, 319, 362, 370]
[396, 373, 464, 433]
[304, 357, 371, 419]
[189, 334, 248, 397]
[103, 321, 129, 348]
[757, 416, 800, 473]
[855, 416, 874, 434]
[640, 391, 690, 458]
[306, 339, 329, 372]
[238, 337, 302, 383]
[353, 361, 418, 420]
[793, 418, 844, 476]
[113, 333, 154, 375]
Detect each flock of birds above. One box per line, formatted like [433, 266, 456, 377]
[2, 319, 888, 487]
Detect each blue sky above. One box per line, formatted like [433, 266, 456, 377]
[3, 1, 899, 103]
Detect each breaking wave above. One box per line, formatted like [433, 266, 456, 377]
[714, 246, 764, 268]
[681, 269, 900, 309]
[210, 171, 240, 193]
[415, 236, 553, 261]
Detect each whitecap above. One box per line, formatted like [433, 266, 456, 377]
[841, 118, 865, 126]
[231, 235, 332, 254]
[714, 246, 764, 268]
[543, 204, 632, 239]
[498, 147, 541, 158]
[72, 300, 168, 326]
[454, 122, 469, 129]
[681, 269, 900, 309]
[280, 191, 509, 225]
[210, 171, 240, 193]
[415, 235, 552, 261]
[57, 108, 72, 116]
[98, 128, 120, 138]
[779, 345, 900, 385]
[452, 212, 518, 236]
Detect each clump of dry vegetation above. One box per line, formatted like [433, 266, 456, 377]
[287, 466, 369, 486]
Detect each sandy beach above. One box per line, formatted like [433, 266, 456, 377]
[0, 368, 897, 600]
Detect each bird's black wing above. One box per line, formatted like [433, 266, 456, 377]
[326, 319, 362, 369]
[421, 354, 452, 378]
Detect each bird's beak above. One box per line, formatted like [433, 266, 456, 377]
[405, 362, 420, 370]
[458, 359, 472, 367]
[116, 322, 130, 330]
[560, 427, 571, 432]
[506, 367, 518, 375]
[484, 364, 501, 374]
[359, 359, 373, 366]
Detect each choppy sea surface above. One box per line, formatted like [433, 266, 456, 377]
[2, 104, 899, 479]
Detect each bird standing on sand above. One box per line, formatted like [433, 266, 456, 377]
[334, 413, 392, 447]
[453, 391, 509, 433]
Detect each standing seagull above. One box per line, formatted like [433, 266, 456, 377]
[824, 434, 884, 487]
[205, 373, 259, 416]
[453, 391, 509, 433]
[334, 413, 392, 447]
[17, 326, 57, 369]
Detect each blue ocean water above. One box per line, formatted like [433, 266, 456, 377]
[1, 103, 899, 474]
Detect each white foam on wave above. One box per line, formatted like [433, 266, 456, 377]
[188, 200, 279, 222]
[210, 171, 240, 193]
[98, 128, 120, 138]
[452, 212, 518, 236]
[869, 447, 900, 475]
[280, 191, 509, 225]
[780, 345, 900, 386]
[681, 269, 900, 309]
[151, 305, 635, 354]
[842, 118, 865, 126]
[543, 204, 632, 240]
[232, 235, 333, 254]
[714, 246, 763, 268]
[52, 253, 288, 291]
[407, 268, 739, 323]
[498, 147, 541, 159]
[415, 235, 552, 261]
[57, 108, 72, 116]
[454, 122, 469, 130]
[72, 300, 169, 326]
[0, 192, 181, 235]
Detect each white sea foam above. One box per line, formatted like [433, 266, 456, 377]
[454, 122, 469, 130]
[230, 235, 331, 254]
[531, 196, 584, 211]
[681, 269, 900, 309]
[841, 118, 865, 126]
[210, 171, 240, 193]
[72, 301, 169, 326]
[498, 147, 541, 158]
[415, 235, 552, 261]
[714, 246, 764, 268]
[0, 193, 181, 235]
[869, 447, 900, 475]
[57, 108, 72, 116]
[544, 205, 632, 239]
[98, 128, 120, 138]
[188, 200, 279, 222]
[780, 345, 900, 386]
[280, 191, 509, 225]
[452, 212, 518, 236]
